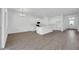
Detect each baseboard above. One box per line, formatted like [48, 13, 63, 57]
[8, 29, 36, 34]
[8, 30, 36, 35]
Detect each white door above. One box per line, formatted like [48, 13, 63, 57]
[1, 8, 8, 48]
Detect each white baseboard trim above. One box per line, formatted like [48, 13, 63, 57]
[8, 29, 36, 34]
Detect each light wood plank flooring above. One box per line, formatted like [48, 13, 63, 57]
[1, 29, 79, 50]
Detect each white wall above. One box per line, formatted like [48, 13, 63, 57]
[8, 9, 79, 34]
[8, 9, 65, 34]
[0, 8, 1, 47]
[48, 15, 64, 31]
[8, 10, 37, 34]
[8, 10, 50, 34]
[76, 14, 79, 31]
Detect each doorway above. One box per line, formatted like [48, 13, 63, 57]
[64, 15, 78, 30]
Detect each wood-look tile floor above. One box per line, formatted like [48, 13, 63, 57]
[2, 30, 79, 50]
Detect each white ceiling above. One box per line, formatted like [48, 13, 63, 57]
[9, 8, 79, 17]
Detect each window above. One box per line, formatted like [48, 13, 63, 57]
[69, 20, 74, 25]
